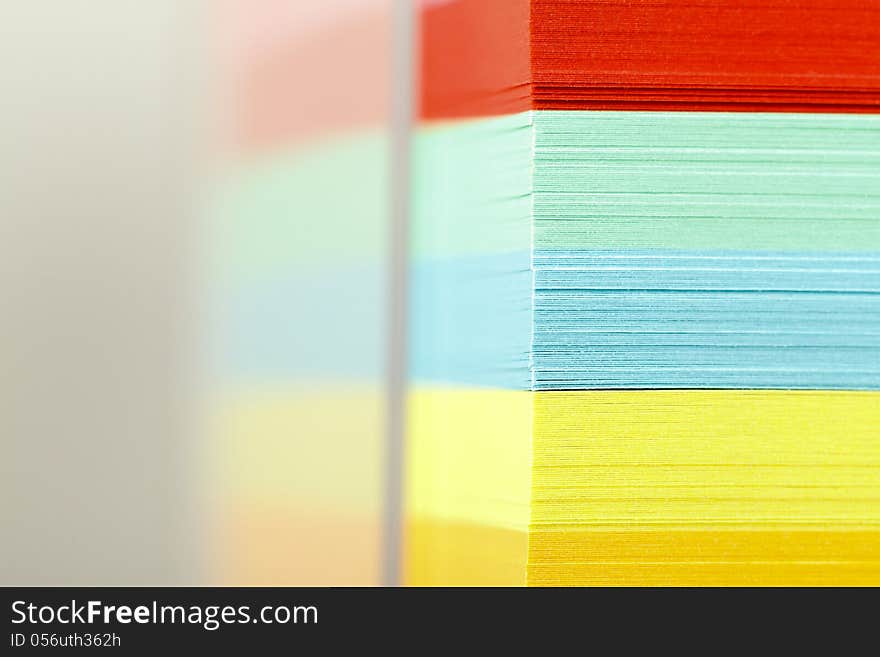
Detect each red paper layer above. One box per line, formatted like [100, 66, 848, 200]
[420, 0, 880, 118]
[419, 0, 531, 119]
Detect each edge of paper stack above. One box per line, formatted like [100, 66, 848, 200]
[405, 0, 880, 586]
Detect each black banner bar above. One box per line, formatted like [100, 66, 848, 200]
[0, 587, 866, 651]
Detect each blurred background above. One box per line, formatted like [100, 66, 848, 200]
[1, 0, 406, 585]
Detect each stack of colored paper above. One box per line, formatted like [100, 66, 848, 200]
[406, 0, 880, 585]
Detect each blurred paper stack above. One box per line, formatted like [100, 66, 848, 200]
[206, 0, 391, 585]
[406, 0, 880, 585]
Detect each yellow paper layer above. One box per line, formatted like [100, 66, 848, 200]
[405, 518, 528, 586]
[532, 391, 880, 526]
[404, 387, 532, 585]
[405, 387, 532, 531]
[528, 528, 880, 586]
[406, 388, 880, 585]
